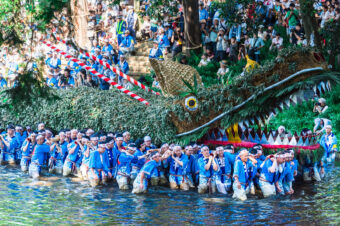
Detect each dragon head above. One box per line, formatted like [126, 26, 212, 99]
[150, 47, 338, 144]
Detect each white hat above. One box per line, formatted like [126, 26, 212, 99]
[144, 136, 151, 142]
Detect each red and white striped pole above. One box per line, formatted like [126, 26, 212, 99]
[55, 37, 160, 96]
[42, 40, 150, 106]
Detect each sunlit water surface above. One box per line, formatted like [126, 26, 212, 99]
[0, 164, 339, 225]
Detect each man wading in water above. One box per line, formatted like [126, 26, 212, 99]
[232, 149, 257, 201]
[197, 146, 219, 194]
[0, 125, 20, 165]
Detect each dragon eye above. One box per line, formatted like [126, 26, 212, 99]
[185, 96, 198, 111]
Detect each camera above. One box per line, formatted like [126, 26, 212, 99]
[27, 138, 31, 142]
[315, 102, 321, 106]
[74, 141, 78, 145]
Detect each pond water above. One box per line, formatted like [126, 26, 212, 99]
[0, 164, 339, 225]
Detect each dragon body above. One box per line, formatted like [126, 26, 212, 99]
[0, 48, 338, 164]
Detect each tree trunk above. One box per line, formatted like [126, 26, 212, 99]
[182, 0, 202, 56]
[300, 0, 322, 50]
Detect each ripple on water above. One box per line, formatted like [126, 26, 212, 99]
[0, 165, 339, 224]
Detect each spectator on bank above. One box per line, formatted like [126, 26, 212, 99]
[215, 28, 227, 62]
[117, 55, 129, 84]
[217, 60, 229, 83]
[120, 30, 135, 55]
[171, 27, 183, 58]
[290, 24, 305, 46]
[198, 53, 211, 67]
[46, 69, 58, 88]
[0, 73, 7, 88]
[149, 41, 164, 60]
[249, 32, 264, 63]
[284, 3, 300, 32]
[270, 33, 283, 51]
[116, 15, 126, 45]
[313, 98, 328, 115]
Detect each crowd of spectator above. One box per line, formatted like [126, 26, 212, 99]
[0, 0, 339, 90]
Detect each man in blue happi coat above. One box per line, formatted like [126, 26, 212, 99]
[117, 144, 139, 190]
[119, 30, 135, 55]
[149, 41, 164, 60]
[63, 134, 81, 177]
[132, 152, 166, 194]
[0, 125, 20, 165]
[214, 146, 232, 194]
[197, 146, 219, 194]
[164, 145, 189, 190]
[320, 125, 338, 163]
[232, 149, 257, 201]
[131, 139, 147, 183]
[88, 142, 112, 187]
[0, 73, 7, 88]
[28, 134, 50, 179]
[20, 133, 37, 172]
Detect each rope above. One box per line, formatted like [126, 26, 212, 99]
[42, 40, 150, 106]
[55, 36, 160, 96]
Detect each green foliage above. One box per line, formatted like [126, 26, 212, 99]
[179, 75, 199, 97]
[174, 51, 220, 87]
[268, 84, 340, 138]
[0, 0, 68, 45]
[0, 70, 59, 114]
[138, 0, 178, 21]
[224, 59, 246, 84]
[195, 62, 219, 86]
[209, 0, 253, 25]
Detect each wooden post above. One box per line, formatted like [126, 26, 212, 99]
[134, 0, 140, 11]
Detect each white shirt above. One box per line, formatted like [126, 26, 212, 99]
[217, 67, 229, 76]
[198, 58, 211, 67]
[272, 37, 283, 47]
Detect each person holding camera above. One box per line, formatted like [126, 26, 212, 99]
[270, 33, 283, 50]
[290, 23, 305, 45]
[215, 28, 227, 62]
[313, 97, 328, 115]
[313, 97, 330, 135]
[249, 32, 264, 63]
[197, 146, 219, 194]
[284, 3, 300, 33]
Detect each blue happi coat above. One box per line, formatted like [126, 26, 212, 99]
[320, 132, 338, 157]
[197, 156, 219, 178]
[88, 150, 110, 173]
[166, 154, 188, 176]
[117, 152, 138, 176]
[233, 158, 255, 188]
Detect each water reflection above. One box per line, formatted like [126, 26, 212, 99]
[0, 165, 339, 224]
